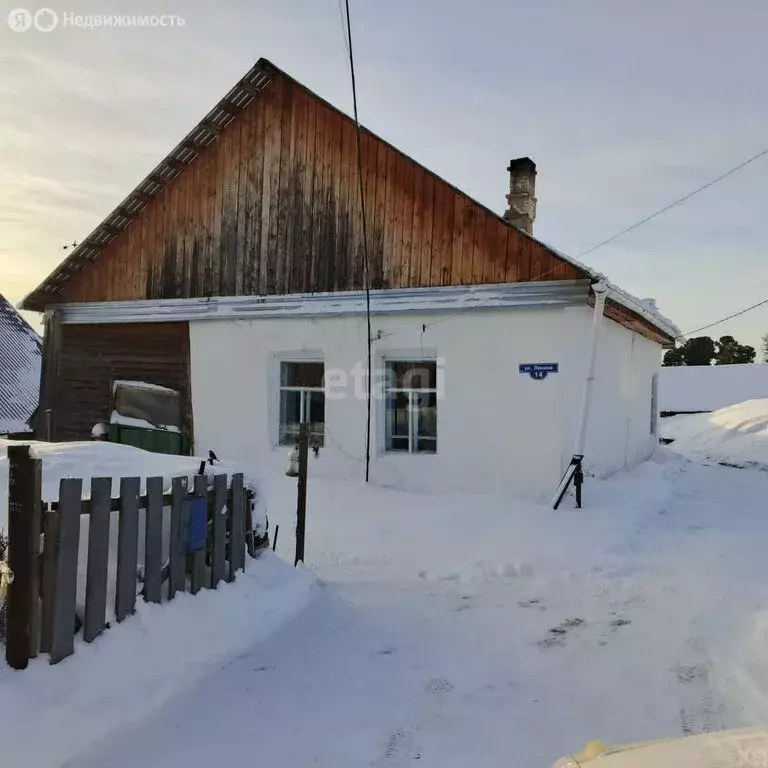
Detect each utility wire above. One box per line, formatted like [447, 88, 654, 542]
[392, 146, 768, 340]
[343, 0, 373, 482]
[679, 296, 768, 339]
[578, 146, 768, 258]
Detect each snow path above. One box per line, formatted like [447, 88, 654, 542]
[70, 456, 768, 768]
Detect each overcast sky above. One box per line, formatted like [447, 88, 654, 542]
[2, 0, 766, 350]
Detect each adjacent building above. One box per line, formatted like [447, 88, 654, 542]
[0, 294, 42, 436]
[21, 58, 677, 500]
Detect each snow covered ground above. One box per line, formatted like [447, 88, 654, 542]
[5, 435, 768, 767]
[661, 398, 768, 468]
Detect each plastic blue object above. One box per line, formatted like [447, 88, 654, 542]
[187, 496, 207, 552]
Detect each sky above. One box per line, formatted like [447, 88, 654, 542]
[1, 0, 766, 351]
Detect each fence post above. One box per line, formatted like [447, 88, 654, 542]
[6, 445, 42, 670]
[294, 423, 309, 566]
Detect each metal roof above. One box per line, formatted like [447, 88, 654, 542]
[0, 294, 42, 434]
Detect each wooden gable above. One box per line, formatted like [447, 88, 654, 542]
[29, 62, 584, 309]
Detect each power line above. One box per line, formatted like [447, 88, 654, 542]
[342, 0, 374, 482]
[578, 146, 768, 258]
[680, 296, 768, 339]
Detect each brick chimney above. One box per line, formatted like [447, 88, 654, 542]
[504, 157, 537, 234]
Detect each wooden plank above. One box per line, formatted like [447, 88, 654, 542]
[363, 128, 377, 290]
[400, 159, 415, 288]
[169, 476, 188, 598]
[238, 100, 255, 296]
[371, 136, 388, 288]
[49, 478, 82, 665]
[472, 208, 487, 284]
[115, 477, 140, 622]
[390, 154, 406, 287]
[336, 118, 353, 291]
[265, 77, 285, 295]
[291, 92, 309, 294]
[429, 180, 445, 286]
[229, 473, 246, 580]
[308, 103, 326, 293]
[318, 105, 335, 292]
[529, 239, 542, 282]
[442, 183, 457, 285]
[191, 474, 208, 594]
[144, 476, 163, 604]
[84, 477, 111, 643]
[39, 507, 59, 654]
[5, 445, 41, 669]
[420, 173, 435, 287]
[493, 221, 508, 283]
[410, 165, 425, 286]
[248, 97, 266, 295]
[328, 109, 344, 292]
[382, 146, 397, 288]
[278, 81, 296, 294]
[210, 474, 227, 588]
[298, 95, 316, 293]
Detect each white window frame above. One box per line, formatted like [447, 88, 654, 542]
[274, 354, 325, 447]
[383, 358, 438, 455]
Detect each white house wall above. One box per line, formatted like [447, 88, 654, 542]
[189, 307, 579, 501]
[560, 306, 661, 480]
[189, 304, 663, 501]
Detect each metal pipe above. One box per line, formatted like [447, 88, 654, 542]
[573, 282, 609, 458]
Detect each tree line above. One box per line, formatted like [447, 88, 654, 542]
[663, 334, 761, 366]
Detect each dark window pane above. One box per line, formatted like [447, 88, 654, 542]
[386, 361, 436, 389]
[385, 391, 409, 441]
[415, 392, 437, 440]
[308, 391, 326, 446]
[387, 436, 409, 452]
[279, 390, 302, 445]
[281, 361, 324, 388]
[415, 437, 437, 453]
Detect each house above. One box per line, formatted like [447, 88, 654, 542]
[660, 364, 768, 416]
[21, 58, 678, 501]
[0, 294, 42, 436]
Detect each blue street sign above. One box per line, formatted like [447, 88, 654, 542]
[519, 362, 559, 381]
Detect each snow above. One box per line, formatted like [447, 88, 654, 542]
[0, 552, 315, 768]
[0, 439, 263, 530]
[660, 363, 768, 414]
[110, 410, 181, 433]
[112, 379, 178, 394]
[6, 441, 768, 766]
[661, 398, 768, 468]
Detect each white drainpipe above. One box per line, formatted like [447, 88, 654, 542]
[573, 281, 609, 458]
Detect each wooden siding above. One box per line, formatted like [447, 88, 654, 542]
[44, 323, 192, 443]
[57, 72, 581, 306]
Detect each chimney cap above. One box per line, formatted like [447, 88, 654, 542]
[507, 157, 536, 175]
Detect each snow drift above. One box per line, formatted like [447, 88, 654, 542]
[661, 398, 768, 468]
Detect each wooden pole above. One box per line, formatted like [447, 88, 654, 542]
[294, 424, 309, 566]
[6, 444, 42, 670]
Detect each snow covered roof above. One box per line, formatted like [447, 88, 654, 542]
[529, 233, 681, 341]
[660, 364, 768, 414]
[0, 295, 42, 434]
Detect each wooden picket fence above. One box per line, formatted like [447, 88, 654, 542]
[5, 444, 256, 670]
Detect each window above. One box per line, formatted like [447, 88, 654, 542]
[384, 360, 437, 454]
[279, 361, 325, 445]
[650, 373, 659, 436]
